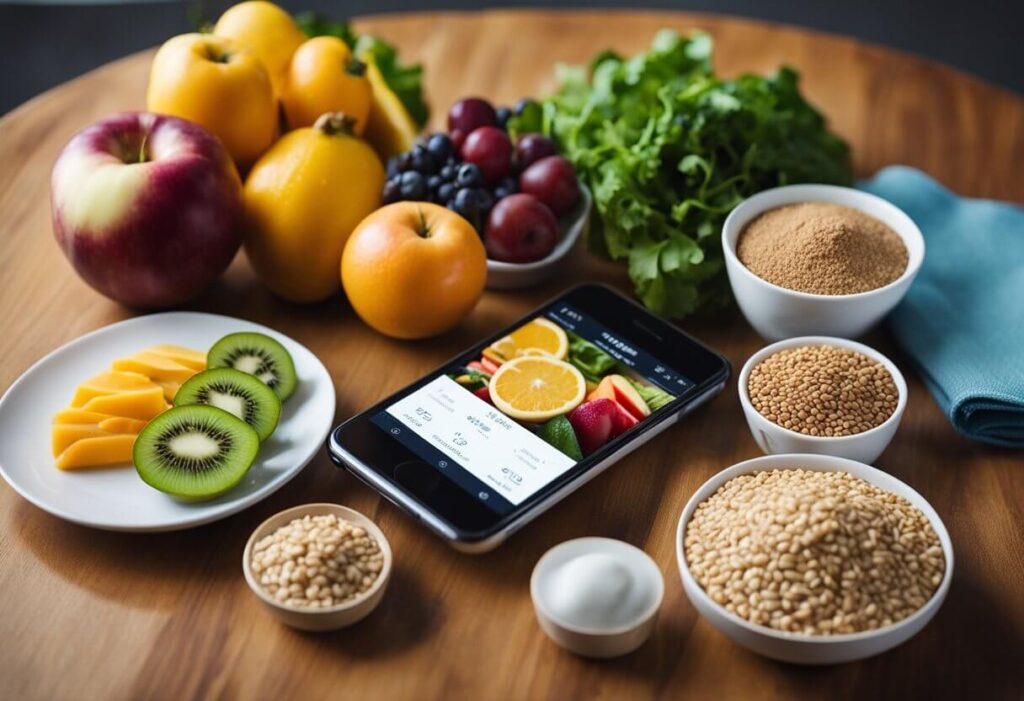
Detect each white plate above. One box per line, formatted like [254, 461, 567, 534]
[0, 312, 335, 532]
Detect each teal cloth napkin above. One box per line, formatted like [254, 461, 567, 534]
[859, 166, 1024, 447]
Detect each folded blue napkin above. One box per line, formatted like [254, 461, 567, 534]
[859, 166, 1024, 447]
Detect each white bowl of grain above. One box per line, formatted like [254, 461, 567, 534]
[738, 336, 907, 465]
[242, 503, 392, 632]
[676, 453, 953, 665]
[722, 185, 925, 341]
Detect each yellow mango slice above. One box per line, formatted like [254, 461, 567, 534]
[146, 344, 207, 372]
[71, 371, 157, 407]
[157, 380, 181, 402]
[112, 352, 197, 384]
[97, 417, 147, 434]
[52, 424, 111, 457]
[55, 434, 136, 470]
[53, 408, 115, 424]
[83, 387, 168, 420]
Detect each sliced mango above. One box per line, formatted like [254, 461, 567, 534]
[53, 408, 116, 424]
[71, 371, 157, 407]
[146, 344, 207, 372]
[157, 380, 181, 402]
[55, 434, 136, 470]
[83, 387, 168, 421]
[97, 417, 147, 434]
[52, 424, 112, 457]
[112, 352, 197, 384]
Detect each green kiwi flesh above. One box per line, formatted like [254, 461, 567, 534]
[133, 405, 260, 500]
[207, 332, 297, 402]
[175, 368, 281, 442]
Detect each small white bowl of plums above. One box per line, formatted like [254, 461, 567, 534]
[381, 96, 592, 290]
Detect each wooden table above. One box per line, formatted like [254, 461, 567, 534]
[1, 9, 1022, 700]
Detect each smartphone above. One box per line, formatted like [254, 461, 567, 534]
[328, 284, 730, 553]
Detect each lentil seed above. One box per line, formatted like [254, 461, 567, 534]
[748, 345, 898, 437]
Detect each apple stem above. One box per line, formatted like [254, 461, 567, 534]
[313, 112, 357, 136]
[416, 208, 433, 238]
[137, 132, 150, 163]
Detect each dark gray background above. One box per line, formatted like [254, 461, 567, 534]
[1, 0, 1020, 116]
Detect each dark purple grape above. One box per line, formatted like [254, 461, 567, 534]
[399, 171, 428, 200]
[476, 188, 494, 212]
[456, 163, 483, 188]
[496, 106, 512, 128]
[388, 152, 414, 178]
[382, 179, 401, 204]
[499, 176, 518, 194]
[438, 182, 455, 203]
[386, 156, 402, 179]
[426, 133, 455, 164]
[451, 187, 483, 229]
[409, 144, 436, 174]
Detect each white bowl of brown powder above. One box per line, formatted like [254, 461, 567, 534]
[738, 336, 907, 465]
[675, 453, 953, 664]
[722, 185, 924, 341]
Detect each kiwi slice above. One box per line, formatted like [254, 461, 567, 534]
[133, 405, 260, 500]
[207, 332, 297, 402]
[175, 368, 281, 442]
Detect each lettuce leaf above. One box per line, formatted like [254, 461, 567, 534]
[513, 30, 852, 318]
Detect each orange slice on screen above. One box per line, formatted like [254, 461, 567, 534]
[487, 318, 569, 363]
[488, 356, 586, 423]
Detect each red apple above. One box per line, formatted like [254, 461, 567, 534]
[567, 399, 618, 456]
[51, 112, 243, 308]
[484, 194, 558, 263]
[586, 375, 651, 420]
[609, 401, 640, 437]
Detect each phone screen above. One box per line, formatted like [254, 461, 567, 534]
[368, 303, 693, 515]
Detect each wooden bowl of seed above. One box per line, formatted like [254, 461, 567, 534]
[738, 336, 907, 465]
[675, 453, 953, 665]
[242, 503, 392, 632]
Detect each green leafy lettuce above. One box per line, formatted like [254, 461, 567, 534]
[295, 13, 429, 128]
[511, 30, 852, 318]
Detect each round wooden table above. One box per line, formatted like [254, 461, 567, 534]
[1, 10, 1022, 700]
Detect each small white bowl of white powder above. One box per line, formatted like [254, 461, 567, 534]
[531, 537, 664, 658]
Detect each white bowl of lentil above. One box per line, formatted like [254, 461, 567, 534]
[242, 503, 393, 632]
[675, 454, 953, 665]
[738, 336, 907, 465]
[722, 184, 924, 342]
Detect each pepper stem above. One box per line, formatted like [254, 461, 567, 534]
[314, 112, 357, 136]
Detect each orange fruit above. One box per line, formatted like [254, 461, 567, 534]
[245, 113, 384, 302]
[146, 33, 276, 167]
[488, 356, 586, 423]
[283, 36, 372, 133]
[342, 202, 487, 339]
[488, 317, 569, 363]
[213, 1, 306, 96]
